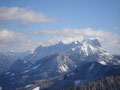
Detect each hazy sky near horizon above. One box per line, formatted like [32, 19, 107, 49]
[0, 0, 120, 54]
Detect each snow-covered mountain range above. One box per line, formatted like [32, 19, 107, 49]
[0, 39, 120, 90]
[25, 39, 119, 65]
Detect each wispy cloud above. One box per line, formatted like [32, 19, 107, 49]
[0, 7, 53, 26]
[113, 27, 119, 30]
[0, 28, 120, 54]
[0, 29, 40, 52]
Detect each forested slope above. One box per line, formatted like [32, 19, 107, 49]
[69, 74, 120, 90]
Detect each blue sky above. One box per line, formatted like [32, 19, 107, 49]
[0, 0, 120, 54]
[0, 0, 120, 32]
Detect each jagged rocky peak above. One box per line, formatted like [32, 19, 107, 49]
[34, 39, 100, 54]
[58, 41, 64, 45]
[26, 38, 108, 63]
[67, 38, 101, 47]
[34, 45, 43, 52]
[34, 38, 100, 52]
[89, 39, 101, 47]
[82, 38, 101, 47]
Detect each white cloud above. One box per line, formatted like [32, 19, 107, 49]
[0, 7, 53, 26]
[0, 29, 40, 52]
[113, 27, 119, 30]
[0, 28, 120, 55]
[46, 35, 84, 45]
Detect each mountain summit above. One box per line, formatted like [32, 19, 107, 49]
[11, 39, 119, 79]
[25, 39, 119, 65]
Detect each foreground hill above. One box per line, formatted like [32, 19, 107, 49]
[69, 74, 120, 90]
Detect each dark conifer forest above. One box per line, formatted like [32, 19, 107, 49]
[69, 74, 120, 90]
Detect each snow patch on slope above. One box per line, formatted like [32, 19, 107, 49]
[81, 43, 88, 56]
[88, 63, 95, 71]
[99, 61, 106, 65]
[32, 86, 40, 90]
[26, 84, 32, 88]
[74, 80, 81, 85]
[32, 64, 41, 70]
[60, 64, 68, 72]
